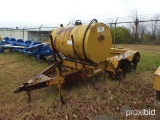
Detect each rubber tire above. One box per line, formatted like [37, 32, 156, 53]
[156, 90, 160, 101]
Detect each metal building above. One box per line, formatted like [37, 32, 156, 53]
[0, 28, 51, 41]
[0, 28, 28, 40]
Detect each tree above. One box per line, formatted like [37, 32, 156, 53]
[110, 26, 132, 44]
[149, 15, 160, 41]
[128, 10, 146, 44]
[129, 10, 160, 44]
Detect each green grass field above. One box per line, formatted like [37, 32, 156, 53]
[0, 45, 160, 120]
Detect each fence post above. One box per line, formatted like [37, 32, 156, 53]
[134, 18, 139, 44]
[23, 26, 27, 40]
[39, 24, 43, 41]
[114, 18, 118, 48]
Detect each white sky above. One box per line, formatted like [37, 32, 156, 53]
[0, 0, 160, 28]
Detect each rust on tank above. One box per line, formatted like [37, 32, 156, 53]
[58, 27, 74, 36]
[57, 28, 65, 35]
[66, 27, 74, 39]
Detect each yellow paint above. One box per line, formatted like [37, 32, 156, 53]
[24, 49, 139, 89]
[17, 21, 141, 95]
[153, 66, 160, 91]
[51, 22, 112, 64]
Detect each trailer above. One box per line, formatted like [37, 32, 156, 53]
[14, 19, 140, 105]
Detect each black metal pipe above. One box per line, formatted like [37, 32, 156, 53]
[71, 35, 77, 68]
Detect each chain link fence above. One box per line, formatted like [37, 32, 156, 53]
[106, 16, 160, 45]
[24, 26, 57, 42]
[27, 18, 160, 45]
[1, 15, 160, 45]
[0, 25, 59, 42]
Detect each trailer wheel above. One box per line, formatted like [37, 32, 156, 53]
[156, 90, 160, 101]
[39, 55, 47, 61]
[115, 59, 129, 80]
[0, 47, 4, 53]
[116, 69, 125, 80]
[132, 52, 140, 71]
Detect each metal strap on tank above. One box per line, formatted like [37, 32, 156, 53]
[82, 19, 98, 61]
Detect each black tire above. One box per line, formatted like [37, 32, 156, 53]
[115, 59, 129, 80]
[132, 52, 140, 71]
[156, 90, 160, 101]
[0, 47, 4, 53]
[116, 68, 125, 80]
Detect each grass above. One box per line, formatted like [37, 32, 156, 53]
[138, 51, 160, 71]
[0, 45, 160, 119]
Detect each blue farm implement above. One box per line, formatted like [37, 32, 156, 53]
[0, 37, 53, 60]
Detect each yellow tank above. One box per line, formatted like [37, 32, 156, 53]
[51, 20, 112, 64]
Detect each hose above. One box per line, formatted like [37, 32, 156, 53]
[82, 19, 98, 61]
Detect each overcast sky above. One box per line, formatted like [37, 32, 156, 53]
[0, 0, 160, 28]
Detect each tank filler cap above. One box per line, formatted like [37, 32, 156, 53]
[74, 20, 82, 26]
[60, 24, 63, 27]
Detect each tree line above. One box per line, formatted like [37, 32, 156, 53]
[109, 14, 160, 45]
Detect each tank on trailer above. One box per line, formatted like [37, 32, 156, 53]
[14, 19, 140, 105]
